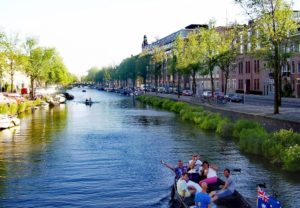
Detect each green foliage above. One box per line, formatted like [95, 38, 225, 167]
[200, 113, 222, 130]
[233, 119, 263, 139]
[0, 104, 9, 114]
[282, 144, 300, 172]
[8, 103, 18, 115]
[170, 102, 188, 113]
[239, 128, 269, 155]
[262, 129, 300, 164]
[216, 118, 234, 138]
[18, 102, 27, 113]
[161, 99, 173, 111]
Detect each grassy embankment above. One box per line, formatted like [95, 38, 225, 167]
[136, 95, 300, 172]
[0, 99, 42, 115]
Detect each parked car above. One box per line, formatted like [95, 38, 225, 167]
[225, 93, 243, 103]
[182, 89, 193, 96]
[202, 91, 212, 98]
[214, 91, 224, 98]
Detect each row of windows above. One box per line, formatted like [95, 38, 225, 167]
[237, 79, 260, 90]
[238, 60, 260, 74]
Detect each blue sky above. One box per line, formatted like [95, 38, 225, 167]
[0, 0, 299, 76]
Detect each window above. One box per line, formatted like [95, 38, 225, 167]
[292, 61, 295, 73]
[298, 62, 300, 73]
[254, 79, 260, 90]
[246, 61, 251, 73]
[232, 79, 236, 89]
[238, 79, 243, 89]
[238, 62, 243, 74]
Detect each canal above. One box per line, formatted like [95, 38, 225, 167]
[0, 88, 299, 208]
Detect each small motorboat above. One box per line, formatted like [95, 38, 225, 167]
[0, 114, 20, 130]
[85, 99, 93, 105]
[82, 90, 86, 92]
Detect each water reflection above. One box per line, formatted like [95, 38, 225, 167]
[0, 105, 67, 199]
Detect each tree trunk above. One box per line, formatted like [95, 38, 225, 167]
[155, 66, 158, 95]
[279, 72, 282, 106]
[177, 71, 181, 98]
[30, 77, 34, 100]
[273, 44, 280, 114]
[10, 63, 14, 93]
[209, 62, 215, 97]
[224, 72, 229, 95]
[192, 68, 197, 96]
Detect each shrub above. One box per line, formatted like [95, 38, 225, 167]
[171, 102, 188, 113]
[162, 99, 174, 110]
[216, 118, 234, 138]
[200, 113, 222, 130]
[271, 129, 300, 147]
[18, 102, 27, 113]
[239, 127, 269, 155]
[9, 103, 18, 115]
[233, 119, 263, 140]
[282, 144, 300, 172]
[193, 111, 208, 125]
[0, 104, 9, 114]
[180, 109, 195, 122]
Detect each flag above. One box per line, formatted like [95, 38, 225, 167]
[257, 187, 282, 208]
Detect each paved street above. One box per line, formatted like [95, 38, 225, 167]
[147, 92, 300, 125]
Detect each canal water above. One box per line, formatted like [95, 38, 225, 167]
[0, 88, 299, 208]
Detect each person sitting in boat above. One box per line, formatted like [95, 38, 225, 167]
[85, 98, 89, 102]
[161, 159, 188, 180]
[188, 154, 202, 183]
[198, 161, 218, 186]
[177, 172, 197, 198]
[195, 182, 212, 208]
[211, 168, 235, 202]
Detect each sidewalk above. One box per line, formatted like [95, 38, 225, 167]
[146, 92, 300, 132]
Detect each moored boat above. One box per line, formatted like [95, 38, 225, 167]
[0, 114, 20, 130]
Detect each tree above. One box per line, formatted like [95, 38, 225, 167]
[24, 38, 58, 99]
[235, 0, 297, 114]
[85, 67, 100, 82]
[185, 31, 205, 96]
[199, 23, 221, 96]
[151, 47, 166, 94]
[2, 34, 26, 93]
[172, 35, 187, 98]
[136, 53, 151, 86]
[216, 26, 240, 95]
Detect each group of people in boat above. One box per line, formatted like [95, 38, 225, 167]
[161, 154, 236, 208]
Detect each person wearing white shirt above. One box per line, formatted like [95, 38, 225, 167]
[199, 161, 218, 186]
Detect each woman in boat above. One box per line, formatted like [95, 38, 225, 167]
[198, 161, 218, 186]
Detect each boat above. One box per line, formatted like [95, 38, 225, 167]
[172, 177, 253, 208]
[82, 89, 86, 92]
[85, 99, 93, 105]
[0, 114, 20, 130]
[54, 94, 66, 104]
[63, 92, 74, 100]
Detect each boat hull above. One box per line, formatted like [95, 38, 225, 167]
[172, 178, 253, 208]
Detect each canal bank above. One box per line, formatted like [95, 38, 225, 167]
[146, 92, 300, 133]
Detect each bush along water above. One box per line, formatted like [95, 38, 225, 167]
[0, 99, 42, 115]
[136, 95, 300, 172]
